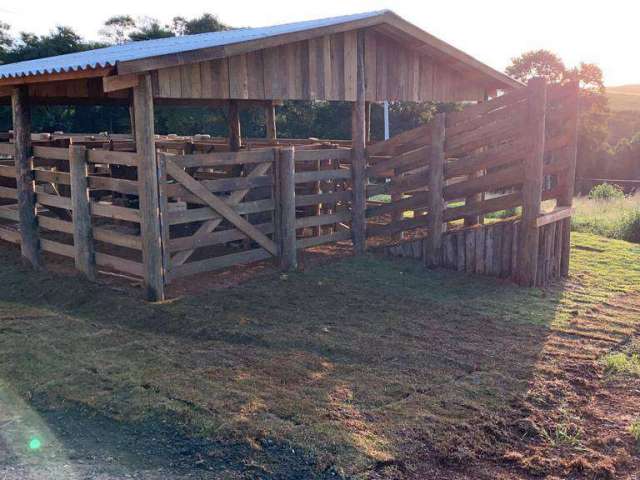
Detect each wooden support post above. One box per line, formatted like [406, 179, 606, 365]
[425, 113, 446, 268]
[516, 78, 547, 287]
[365, 101, 371, 144]
[558, 81, 579, 277]
[277, 146, 297, 271]
[265, 103, 277, 143]
[228, 100, 242, 152]
[350, 30, 367, 255]
[11, 85, 41, 268]
[69, 144, 96, 280]
[133, 74, 165, 301]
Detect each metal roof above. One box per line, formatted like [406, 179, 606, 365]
[0, 11, 387, 79]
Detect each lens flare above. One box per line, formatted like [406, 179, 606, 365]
[28, 437, 41, 450]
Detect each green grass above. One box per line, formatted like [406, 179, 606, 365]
[0, 232, 639, 475]
[571, 194, 640, 243]
[630, 419, 640, 444]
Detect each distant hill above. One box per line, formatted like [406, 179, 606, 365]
[607, 85, 640, 112]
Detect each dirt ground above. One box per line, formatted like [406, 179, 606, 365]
[0, 233, 639, 479]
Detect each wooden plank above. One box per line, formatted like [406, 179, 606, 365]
[351, 30, 367, 254]
[465, 228, 476, 273]
[12, 85, 41, 268]
[34, 169, 71, 185]
[294, 148, 352, 162]
[444, 139, 527, 179]
[296, 211, 351, 229]
[536, 206, 573, 227]
[366, 145, 429, 177]
[41, 238, 74, 258]
[443, 192, 522, 222]
[296, 190, 351, 208]
[167, 199, 273, 225]
[0, 143, 14, 155]
[425, 113, 445, 268]
[69, 145, 96, 280]
[297, 229, 351, 249]
[32, 145, 69, 160]
[366, 213, 430, 238]
[0, 225, 20, 243]
[294, 169, 351, 183]
[169, 223, 273, 253]
[171, 148, 275, 168]
[276, 147, 297, 270]
[366, 191, 430, 218]
[516, 78, 546, 287]
[443, 164, 524, 201]
[0, 186, 17, 199]
[103, 74, 140, 93]
[165, 158, 278, 255]
[134, 74, 166, 301]
[91, 202, 140, 222]
[87, 149, 140, 166]
[95, 252, 143, 277]
[169, 248, 272, 281]
[475, 226, 486, 274]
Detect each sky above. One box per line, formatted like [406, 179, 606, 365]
[0, 0, 638, 86]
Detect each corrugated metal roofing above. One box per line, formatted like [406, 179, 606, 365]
[0, 11, 387, 79]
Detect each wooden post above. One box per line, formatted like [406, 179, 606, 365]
[11, 85, 41, 268]
[558, 81, 579, 277]
[350, 30, 367, 255]
[277, 146, 297, 271]
[265, 103, 277, 143]
[425, 113, 446, 268]
[516, 78, 547, 287]
[365, 101, 371, 144]
[228, 100, 241, 152]
[133, 74, 165, 301]
[69, 144, 96, 280]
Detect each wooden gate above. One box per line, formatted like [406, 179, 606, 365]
[159, 149, 282, 282]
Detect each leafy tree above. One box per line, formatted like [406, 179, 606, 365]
[0, 22, 12, 62]
[100, 15, 137, 44]
[506, 49, 610, 181]
[173, 13, 231, 35]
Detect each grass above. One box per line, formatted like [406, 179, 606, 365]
[630, 419, 640, 444]
[0, 232, 639, 476]
[602, 352, 640, 376]
[571, 193, 640, 243]
[607, 85, 640, 112]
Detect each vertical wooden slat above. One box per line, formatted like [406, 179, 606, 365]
[133, 74, 165, 301]
[69, 144, 95, 280]
[350, 30, 367, 254]
[558, 81, 579, 277]
[516, 78, 547, 287]
[277, 147, 297, 271]
[265, 103, 277, 143]
[425, 113, 445, 267]
[12, 85, 41, 268]
[228, 100, 242, 152]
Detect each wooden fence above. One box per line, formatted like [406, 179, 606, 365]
[366, 78, 578, 287]
[0, 78, 578, 296]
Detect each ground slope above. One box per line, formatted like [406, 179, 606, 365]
[0, 232, 639, 479]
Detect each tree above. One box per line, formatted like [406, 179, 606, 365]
[100, 15, 137, 44]
[174, 13, 231, 35]
[506, 50, 610, 181]
[0, 22, 12, 63]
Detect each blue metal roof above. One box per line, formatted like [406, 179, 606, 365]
[0, 11, 387, 79]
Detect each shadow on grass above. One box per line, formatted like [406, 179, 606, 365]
[0, 239, 607, 478]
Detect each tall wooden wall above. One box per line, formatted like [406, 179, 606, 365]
[149, 29, 487, 103]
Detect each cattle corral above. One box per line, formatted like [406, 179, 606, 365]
[0, 10, 578, 300]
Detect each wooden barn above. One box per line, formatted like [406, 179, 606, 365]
[0, 10, 578, 300]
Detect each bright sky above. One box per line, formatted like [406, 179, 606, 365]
[1, 0, 638, 86]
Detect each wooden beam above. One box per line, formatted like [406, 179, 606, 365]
[350, 30, 367, 254]
[11, 85, 41, 268]
[133, 73, 166, 301]
[516, 78, 547, 287]
[276, 147, 297, 270]
[103, 73, 140, 93]
[0, 66, 114, 88]
[69, 145, 96, 280]
[228, 100, 242, 152]
[265, 103, 277, 142]
[424, 113, 445, 268]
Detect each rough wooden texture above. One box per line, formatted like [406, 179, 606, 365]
[516, 78, 547, 287]
[69, 145, 96, 280]
[350, 30, 367, 254]
[265, 104, 277, 142]
[228, 100, 242, 151]
[276, 147, 298, 270]
[11, 85, 41, 268]
[424, 113, 445, 267]
[133, 74, 166, 301]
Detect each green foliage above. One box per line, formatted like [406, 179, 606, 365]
[602, 352, 640, 376]
[588, 183, 625, 201]
[571, 194, 640, 244]
[630, 419, 640, 444]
